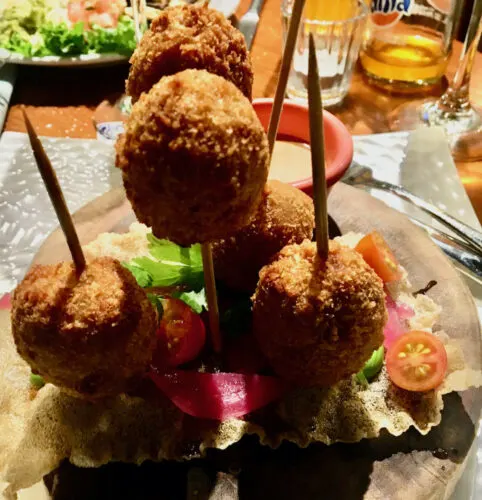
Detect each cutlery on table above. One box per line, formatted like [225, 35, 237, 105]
[408, 217, 482, 285]
[342, 165, 482, 284]
[343, 164, 482, 256]
[238, 0, 266, 50]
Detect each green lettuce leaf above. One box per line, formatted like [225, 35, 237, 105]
[4, 32, 34, 56]
[172, 289, 208, 314]
[86, 16, 136, 56]
[146, 293, 164, 317]
[41, 21, 87, 56]
[1, 15, 136, 58]
[124, 234, 204, 290]
[356, 345, 385, 385]
[122, 262, 152, 288]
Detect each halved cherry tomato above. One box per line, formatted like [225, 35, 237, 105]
[154, 298, 206, 367]
[386, 330, 447, 392]
[355, 231, 402, 283]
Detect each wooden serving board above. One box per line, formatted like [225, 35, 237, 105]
[28, 183, 482, 500]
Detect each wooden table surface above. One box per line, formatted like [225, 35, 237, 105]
[4, 0, 482, 222]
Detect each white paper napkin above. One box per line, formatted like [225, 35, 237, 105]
[0, 64, 17, 132]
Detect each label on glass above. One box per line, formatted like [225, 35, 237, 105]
[370, 0, 414, 28]
[96, 121, 124, 142]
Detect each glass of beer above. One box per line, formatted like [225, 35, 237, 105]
[389, 0, 482, 161]
[360, 0, 461, 92]
[282, 0, 369, 106]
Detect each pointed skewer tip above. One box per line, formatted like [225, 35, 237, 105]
[22, 110, 86, 274]
[266, 0, 306, 155]
[307, 32, 330, 260]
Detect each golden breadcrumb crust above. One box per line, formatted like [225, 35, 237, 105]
[212, 180, 315, 291]
[116, 69, 270, 246]
[11, 257, 157, 399]
[126, 4, 253, 103]
[252, 240, 387, 386]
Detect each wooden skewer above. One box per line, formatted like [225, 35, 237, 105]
[307, 33, 329, 259]
[201, 242, 222, 353]
[23, 109, 86, 273]
[267, 0, 306, 155]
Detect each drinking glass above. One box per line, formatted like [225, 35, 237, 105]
[389, 0, 482, 161]
[282, 0, 369, 107]
[360, 0, 462, 93]
[94, 0, 147, 138]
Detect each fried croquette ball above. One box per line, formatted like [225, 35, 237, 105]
[212, 180, 315, 292]
[127, 4, 253, 103]
[116, 69, 270, 246]
[11, 257, 157, 399]
[252, 240, 387, 387]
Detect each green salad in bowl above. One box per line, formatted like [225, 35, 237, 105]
[0, 0, 137, 59]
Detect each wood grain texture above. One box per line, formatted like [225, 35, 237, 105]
[3, 0, 481, 222]
[30, 183, 482, 500]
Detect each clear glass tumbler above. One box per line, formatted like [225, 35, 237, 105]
[282, 0, 369, 107]
[94, 0, 147, 138]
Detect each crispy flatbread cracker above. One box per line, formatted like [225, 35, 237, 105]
[1, 224, 481, 497]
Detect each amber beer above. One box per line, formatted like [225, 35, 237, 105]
[360, 0, 457, 92]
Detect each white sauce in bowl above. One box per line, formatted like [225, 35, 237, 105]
[268, 140, 312, 184]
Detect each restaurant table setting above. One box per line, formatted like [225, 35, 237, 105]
[1, 0, 482, 499]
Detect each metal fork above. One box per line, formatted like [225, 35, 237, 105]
[343, 164, 482, 256]
[238, 0, 266, 50]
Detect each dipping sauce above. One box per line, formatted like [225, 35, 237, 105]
[269, 137, 312, 185]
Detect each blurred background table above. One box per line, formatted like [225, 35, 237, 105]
[3, 0, 481, 223]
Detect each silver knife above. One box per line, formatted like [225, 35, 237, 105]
[238, 0, 265, 50]
[408, 216, 482, 285]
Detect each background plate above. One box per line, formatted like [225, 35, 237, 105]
[0, 0, 240, 67]
[0, 50, 128, 68]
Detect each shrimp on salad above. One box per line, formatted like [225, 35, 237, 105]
[68, 0, 127, 28]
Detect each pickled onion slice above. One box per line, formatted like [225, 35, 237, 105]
[149, 367, 288, 420]
[384, 295, 414, 349]
[0, 294, 11, 310]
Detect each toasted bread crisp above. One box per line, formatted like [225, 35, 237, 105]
[1, 226, 481, 497]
